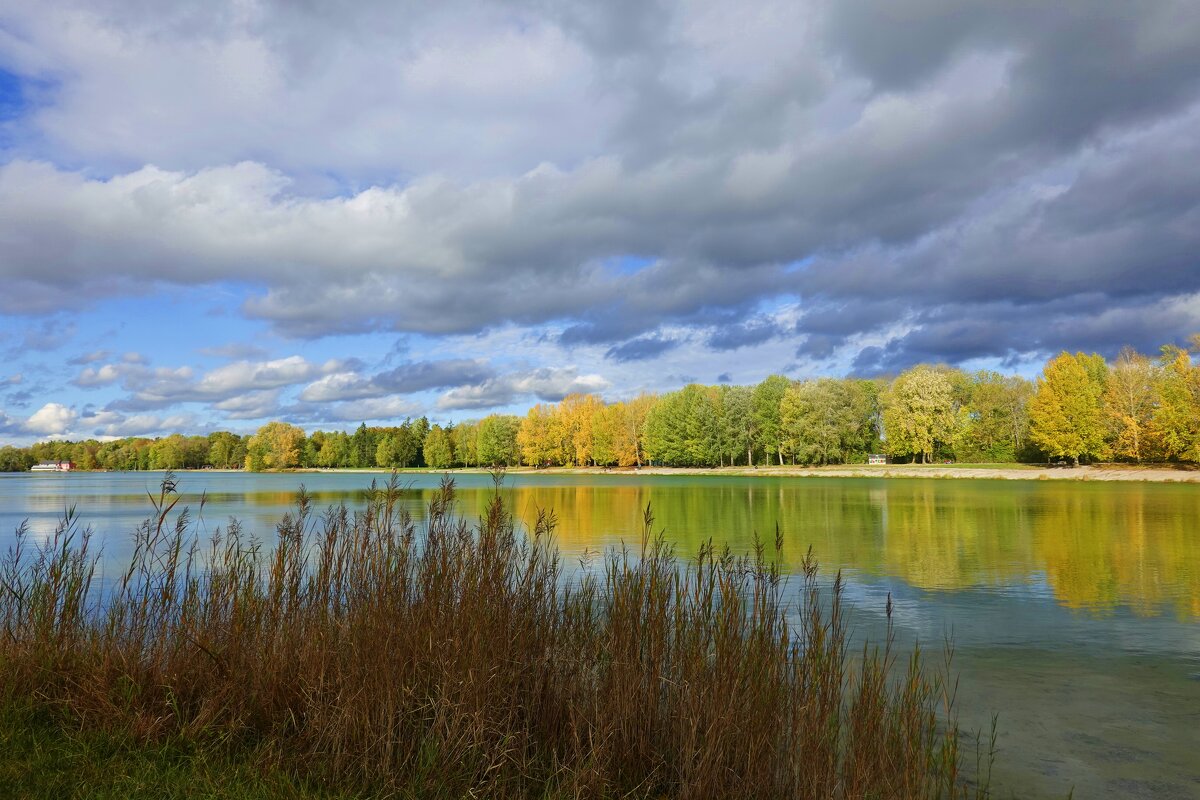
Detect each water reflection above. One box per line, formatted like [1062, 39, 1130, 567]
[2, 473, 1198, 620]
[470, 478, 1200, 621]
[3, 471, 1199, 798]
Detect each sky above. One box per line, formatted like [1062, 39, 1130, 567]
[1, 0, 1199, 444]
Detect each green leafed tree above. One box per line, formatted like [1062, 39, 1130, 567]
[720, 385, 756, 467]
[207, 431, 247, 469]
[955, 371, 1033, 463]
[477, 415, 521, 466]
[751, 375, 791, 466]
[782, 379, 882, 466]
[0, 446, 35, 471]
[423, 424, 455, 469]
[375, 433, 399, 468]
[350, 423, 374, 469]
[453, 422, 479, 468]
[149, 435, 186, 470]
[643, 385, 720, 467]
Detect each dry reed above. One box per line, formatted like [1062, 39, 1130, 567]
[0, 473, 991, 799]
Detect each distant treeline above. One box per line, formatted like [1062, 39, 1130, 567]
[3, 341, 1198, 472]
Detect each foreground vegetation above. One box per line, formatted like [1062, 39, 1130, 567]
[4, 337, 1199, 473]
[0, 475, 990, 798]
[0, 701, 351, 799]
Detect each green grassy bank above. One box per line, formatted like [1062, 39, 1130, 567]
[0, 702, 353, 800]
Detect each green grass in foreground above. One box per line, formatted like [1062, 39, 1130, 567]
[0, 702, 352, 800]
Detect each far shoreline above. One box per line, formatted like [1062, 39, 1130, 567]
[19, 463, 1200, 484]
[278, 463, 1200, 484]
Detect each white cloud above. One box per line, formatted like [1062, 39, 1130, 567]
[299, 372, 380, 403]
[23, 403, 78, 436]
[438, 367, 610, 410]
[92, 356, 345, 411]
[196, 356, 335, 395]
[211, 390, 284, 420]
[327, 397, 423, 422]
[1, 1, 608, 181]
[73, 364, 122, 387]
[75, 409, 198, 438]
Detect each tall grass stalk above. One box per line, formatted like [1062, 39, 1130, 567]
[0, 474, 990, 798]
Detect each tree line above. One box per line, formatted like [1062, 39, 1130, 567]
[3, 339, 1198, 471]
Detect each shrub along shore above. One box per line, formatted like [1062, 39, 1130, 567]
[0, 475, 992, 799]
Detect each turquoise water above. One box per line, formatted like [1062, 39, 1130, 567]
[2, 471, 1198, 798]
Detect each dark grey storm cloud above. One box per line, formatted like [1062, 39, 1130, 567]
[1, 0, 1199, 383]
[706, 315, 782, 351]
[604, 334, 682, 363]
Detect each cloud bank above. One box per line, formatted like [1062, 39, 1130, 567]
[0, 0, 1198, 437]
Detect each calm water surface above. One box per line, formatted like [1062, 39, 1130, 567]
[2, 471, 1198, 799]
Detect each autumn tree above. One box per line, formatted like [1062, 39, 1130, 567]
[1150, 345, 1200, 462]
[590, 403, 619, 466]
[617, 393, 655, 467]
[557, 393, 603, 466]
[1103, 348, 1159, 462]
[781, 380, 837, 465]
[245, 421, 306, 471]
[518, 404, 564, 467]
[1028, 352, 1109, 465]
[71, 441, 100, 471]
[881, 366, 959, 463]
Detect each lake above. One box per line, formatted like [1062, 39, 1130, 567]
[2, 470, 1198, 798]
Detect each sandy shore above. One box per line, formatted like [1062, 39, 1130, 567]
[517, 464, 1200, 483]
[294, 464, 1200, 483]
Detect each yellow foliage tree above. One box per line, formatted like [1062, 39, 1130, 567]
[1028, 352, 1109, 465]
[518, 404, 564, 467]
[1150, 345, 1200, 462]
[1103, 347, 1159, 462]
[245, 421, 306, 471]
[881, 366, 958, 463]
[616, 394, 655, 467]
[558, 393, 604, 467]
